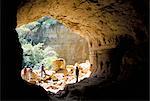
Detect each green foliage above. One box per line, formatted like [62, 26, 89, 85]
[16, 16, 65, 69]
[16, 16, 60, 45]
[16, 27, 30, 44]
[22, 43, 58, 69]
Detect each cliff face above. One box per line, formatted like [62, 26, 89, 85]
[2, 0, 148, 100]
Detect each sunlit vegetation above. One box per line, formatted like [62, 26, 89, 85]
[16, 16, 89, 69]
[16, 16, 61, 69]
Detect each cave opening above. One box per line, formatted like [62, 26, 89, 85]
[1, 0, 147, 100]
[16, 16, 92, 94]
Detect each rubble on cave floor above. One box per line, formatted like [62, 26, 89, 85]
[21, 60, 92, 94]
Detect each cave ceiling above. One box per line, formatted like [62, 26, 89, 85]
[17, 0, 147, 46]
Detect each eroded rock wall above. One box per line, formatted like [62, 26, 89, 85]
[17, 0, 148, 42]
[17, 0, 148, 77]
[12, 0, 150, 100]
[2, 0, 148, 100]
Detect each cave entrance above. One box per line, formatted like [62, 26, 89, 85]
[16, 16, 91, 94]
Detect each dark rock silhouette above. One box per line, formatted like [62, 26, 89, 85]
[1, 0, 49, 100]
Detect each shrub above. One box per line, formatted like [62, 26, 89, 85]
[22, 43, 58, 70]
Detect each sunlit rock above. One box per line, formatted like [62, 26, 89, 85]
[51, 58, 68, 77]
[21, 59, 92, 94]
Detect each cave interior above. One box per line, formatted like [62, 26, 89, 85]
[1, 0, 149, 100]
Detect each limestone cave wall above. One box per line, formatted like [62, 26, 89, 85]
[2, 0, 149, 100]
[17, 0, 148, 80]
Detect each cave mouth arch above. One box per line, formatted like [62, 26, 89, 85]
[14, 0, 149, 100]
[1, 0, 148, 100]
[16, 16, 91, 94]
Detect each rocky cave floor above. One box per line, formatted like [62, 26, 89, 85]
[21, 60, 95, 100]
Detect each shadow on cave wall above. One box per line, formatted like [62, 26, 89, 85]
[74, 35, 149, 100]
[110, 34, 134, 80]
[49, 34, 149, 101]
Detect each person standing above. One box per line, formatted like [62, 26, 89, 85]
[41, 64, 46, 78]
[75, 66, 79, 83]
